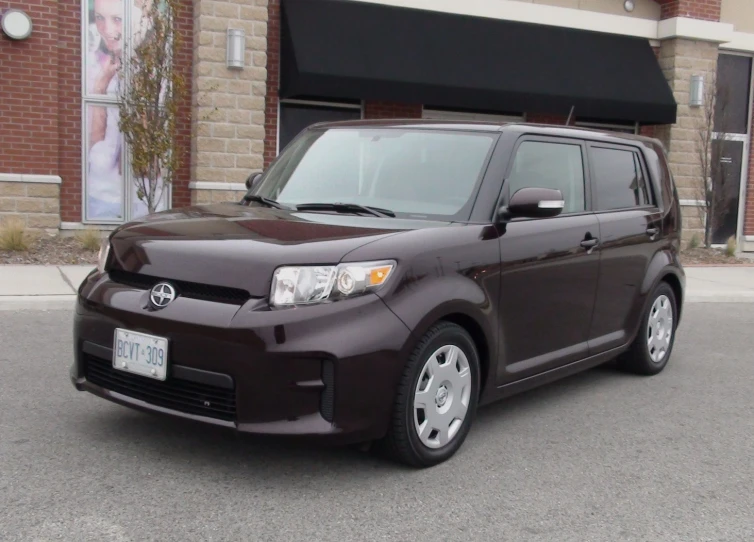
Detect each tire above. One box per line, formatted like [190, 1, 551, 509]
[379, 322, 481, 467]
[618, 281, 678, 376]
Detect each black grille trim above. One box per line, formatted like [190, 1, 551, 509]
[83, 354, 237, 422]
[320, 359, 335, 423]
[108, 269, 250, 305]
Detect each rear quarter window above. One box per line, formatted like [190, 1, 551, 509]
[590, 146, 652, 211]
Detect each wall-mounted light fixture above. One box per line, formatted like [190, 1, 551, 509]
[690, 74, 705, 107]
[226, 28, 245, 69]
[1, 9, 33, 40]
[623, 0, 635, 12]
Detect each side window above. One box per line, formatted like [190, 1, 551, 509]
[506, 141, 585, 214]
[590, 146, 652, 211]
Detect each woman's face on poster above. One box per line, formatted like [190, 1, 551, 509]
[94, 0, 124, 55]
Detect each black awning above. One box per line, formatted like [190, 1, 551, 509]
[280, 0, 677, 125]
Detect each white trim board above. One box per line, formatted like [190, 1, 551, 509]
[680, 199, 706, 207]
[721, 32, 754, 54]
[345, 0, 737, 43]
[0, 174, 62, 184]
[189, 182, 247, 191]
[60, 222, 118, 231]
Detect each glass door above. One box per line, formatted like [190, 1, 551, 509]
[711, 53, 753, 245]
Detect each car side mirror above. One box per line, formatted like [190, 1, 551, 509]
[499, 187, 565, 221]
[245, 172, 263, 190]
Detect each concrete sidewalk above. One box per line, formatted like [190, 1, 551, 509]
[0, 264, 753, 310]
[0, 265, 94, 310]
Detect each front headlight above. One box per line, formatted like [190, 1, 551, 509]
[97, 238, 110, 273]
[270, 260, 396, 307]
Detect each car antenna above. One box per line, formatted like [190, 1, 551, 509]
[566, 105, 575, 126]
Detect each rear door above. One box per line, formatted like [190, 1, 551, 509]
[586, 142, 663, 355]
[496, 136, 601, 384]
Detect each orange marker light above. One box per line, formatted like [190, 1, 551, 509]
[369, 266, 392, 286]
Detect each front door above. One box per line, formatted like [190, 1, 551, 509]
[496, 137, 601, 384]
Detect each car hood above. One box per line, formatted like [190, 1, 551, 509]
[107, 203, 436, 297]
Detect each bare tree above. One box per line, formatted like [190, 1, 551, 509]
[118, 0, 187, 215]
[695, 71, 734, 248]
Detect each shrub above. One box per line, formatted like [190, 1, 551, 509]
[725, 236, 737, 257]
[76, 228, 102, 252]
[0, 216, 30, 252]
[687, 233, 700, 250]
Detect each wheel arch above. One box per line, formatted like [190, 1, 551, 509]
[399, 301, 497, 401]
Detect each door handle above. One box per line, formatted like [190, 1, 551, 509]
[580, 238, 599, 249]
[646, 227, 659, 240]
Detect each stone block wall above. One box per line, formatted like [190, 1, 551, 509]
[192, 0, 269, 207]
[655, 38, 720, 241]
[0, 178, 61, 231]
[190, 188, 246, 205]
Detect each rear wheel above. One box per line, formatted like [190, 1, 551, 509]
[380, 322, 480, 467]
[618, 281, 677, 376]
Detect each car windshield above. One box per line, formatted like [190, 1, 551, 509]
[250, 127, 498, 220]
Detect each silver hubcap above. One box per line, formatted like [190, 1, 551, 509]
[413, 345, 472, 449]
[647, 294, 673, 363]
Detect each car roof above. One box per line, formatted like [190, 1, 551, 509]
[306, 118, 662, 147]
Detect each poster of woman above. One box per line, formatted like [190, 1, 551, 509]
[84, 0, 167, 221]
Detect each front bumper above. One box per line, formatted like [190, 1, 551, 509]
[71, 270, 413, 445]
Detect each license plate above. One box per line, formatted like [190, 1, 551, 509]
[113, 328, 169, 381]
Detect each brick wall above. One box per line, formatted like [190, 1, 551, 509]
[172, 0, 194, 211]
[655, 0, 721, 22]
[0, 0, 59, 176]
[58, 0, 82, 222]
[1, 0, 193, 224]
[263, 0, 281, 169]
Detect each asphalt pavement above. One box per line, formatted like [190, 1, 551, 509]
[1, 304, 753, 541]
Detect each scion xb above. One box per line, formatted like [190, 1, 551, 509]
[71, 121, 685, 467]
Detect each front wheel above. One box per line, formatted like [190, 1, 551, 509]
[618, 281, 678, 376]
[380, 322, 480, 467]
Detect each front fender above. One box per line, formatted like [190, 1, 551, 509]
[377, 275, 498, 392]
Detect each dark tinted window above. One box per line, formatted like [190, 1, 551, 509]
[715, 54, 752, 135]
[591, 147, 651, 211]
[279, 103, 361, 151]
[506, 141, 585, 214]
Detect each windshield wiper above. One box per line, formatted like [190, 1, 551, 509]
[242, 194, 291, 210]
[296, 202, 395, 218]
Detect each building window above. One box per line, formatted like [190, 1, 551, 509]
[278, 99, 363, 153]
[82, 0, 170, 223]
[422, 108, 524, 123]
[574, 120, 639, 134]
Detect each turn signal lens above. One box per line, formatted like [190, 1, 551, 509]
[369, 266, 393, 286]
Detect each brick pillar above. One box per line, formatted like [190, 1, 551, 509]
[654, 39, 719, 240]
[655, 0, 721, 22]
[191, 0, 268, 205]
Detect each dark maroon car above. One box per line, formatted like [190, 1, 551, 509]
[71, 121, 685, 467]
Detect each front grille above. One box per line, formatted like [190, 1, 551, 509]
[84, 354, 236, 421]
[108, 269, 250, 305]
